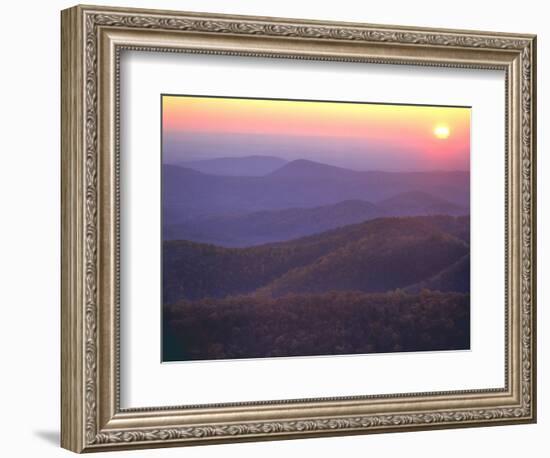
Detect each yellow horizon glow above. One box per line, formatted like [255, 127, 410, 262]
[162, 96, 470, 169]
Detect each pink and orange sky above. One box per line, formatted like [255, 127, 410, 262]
[162, 95, 470, 172]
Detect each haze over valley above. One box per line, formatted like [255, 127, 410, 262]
[163, 157, 469, 245]
[162, 156, 470, 361]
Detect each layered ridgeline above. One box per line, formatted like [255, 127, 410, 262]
[163, 159, 470, 239]
[163, 215, 470, 361]
[162, 156, 470, 361]
[163, 215, 469, 303]
[165, 194, 467, 247]
[177, 155, 288, 176]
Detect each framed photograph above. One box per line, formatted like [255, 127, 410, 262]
[61, 4, 537, 453]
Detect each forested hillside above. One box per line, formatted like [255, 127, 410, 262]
[163, 215, 469, 303]
[163, 215, 470, 360]
[163, 290, 469, 361]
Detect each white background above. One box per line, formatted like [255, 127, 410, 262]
[0, 0, 546, 457]
[121, 53, 505, 407]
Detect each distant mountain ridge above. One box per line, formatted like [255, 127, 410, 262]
[379, 191, 467, 217]
[164, 199, 383, 246]
[267, 158, 356, 179]
[163, 159, 470, 226]
[164, 193, 468, 246]
[176, 155, 288, 176]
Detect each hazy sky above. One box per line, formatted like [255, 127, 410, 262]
[162, 95, 470, 172]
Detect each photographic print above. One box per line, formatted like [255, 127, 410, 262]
[61, 7, 537, 450]
[161, 95, 471, 362]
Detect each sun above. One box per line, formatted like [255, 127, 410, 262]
[433, 124, 450, 139]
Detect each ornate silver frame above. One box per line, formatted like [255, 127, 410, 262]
[61, 4, 537, 453]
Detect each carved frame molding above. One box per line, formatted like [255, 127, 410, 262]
[61, 5, 536, 453]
